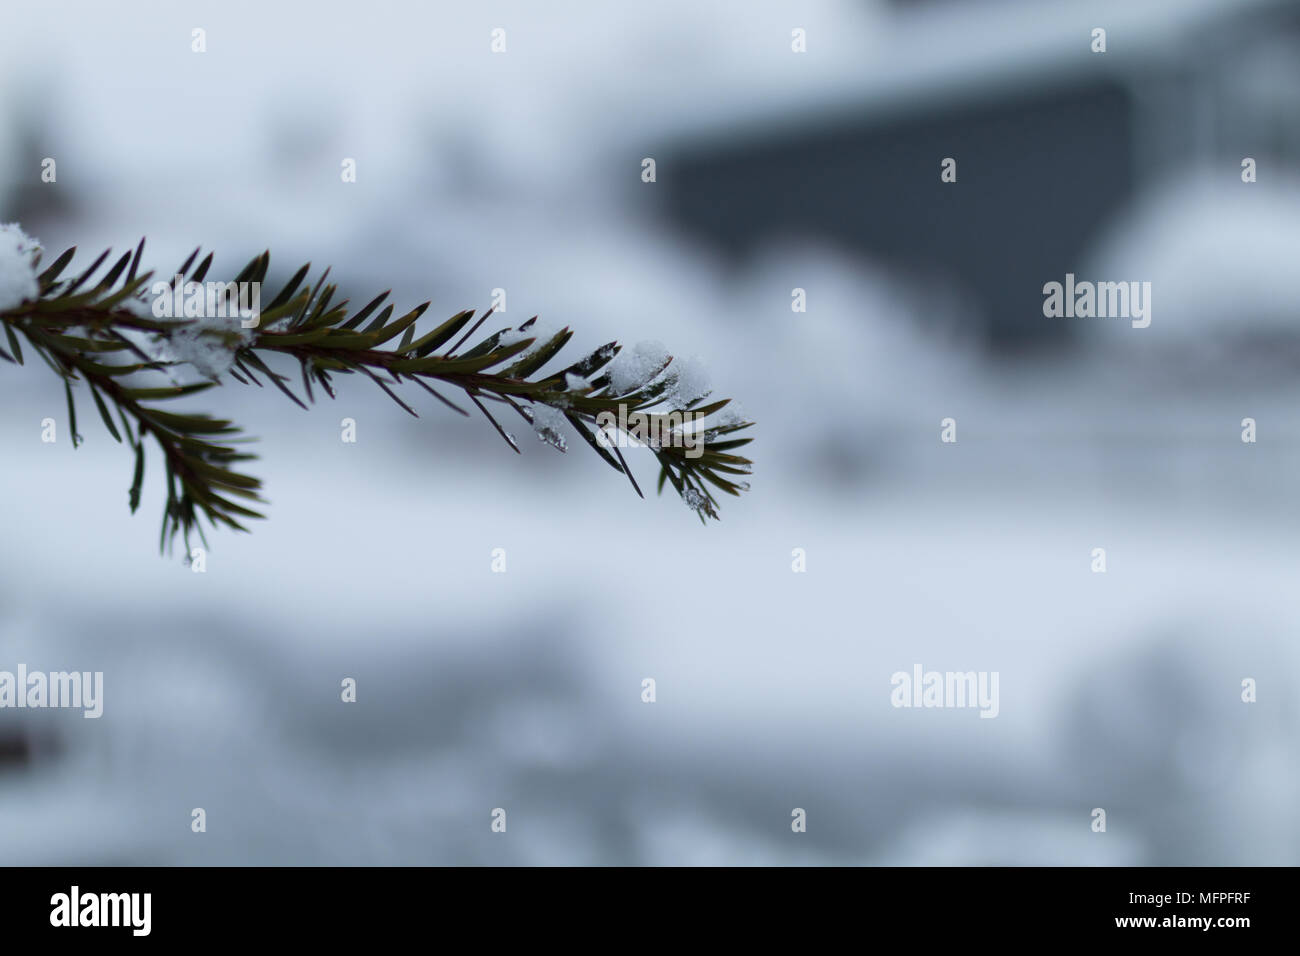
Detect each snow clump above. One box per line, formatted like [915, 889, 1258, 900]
[0, 223, 43, 312]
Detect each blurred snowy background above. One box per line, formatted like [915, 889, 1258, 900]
[2, 0, 1300, 864]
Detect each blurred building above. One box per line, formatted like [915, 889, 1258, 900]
[656, 0, 1300, 350]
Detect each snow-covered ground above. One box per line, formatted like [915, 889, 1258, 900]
[2, 0, 1298, 864]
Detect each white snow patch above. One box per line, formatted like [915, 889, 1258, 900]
[531, 403, 569, 451]
[498, 327, 532, 347]
[499, 321, 559, 366]
[159, 316, 254, 381]
[666, 354, 711, 409]
[121, 296, 156, 320]
[0, 223, 42, 312]
[606, 340, 669, 395]
[715, 401, 748, 428]
[604, 342, 710, 408]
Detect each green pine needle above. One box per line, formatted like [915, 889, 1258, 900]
[0, 241, 754, 552]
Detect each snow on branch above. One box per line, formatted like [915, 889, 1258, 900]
[0, 226, 754, 552]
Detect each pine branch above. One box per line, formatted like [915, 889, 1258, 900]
[0, 236, 754, 552]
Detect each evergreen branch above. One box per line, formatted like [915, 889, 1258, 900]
[1, 236, 754, 551]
